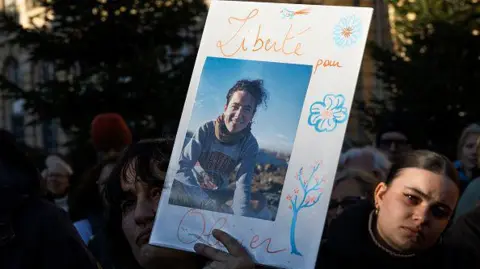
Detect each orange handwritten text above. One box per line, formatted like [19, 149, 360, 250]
[176, 209, 287, 254]
[250, 234, 287, 254]
[217, 9, 310, 57]
[314, 58, 342, 74]
[177, 208, 227, 246]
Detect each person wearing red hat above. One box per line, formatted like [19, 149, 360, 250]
[69, 113, 133, 269]
[90, 113, 132, 160]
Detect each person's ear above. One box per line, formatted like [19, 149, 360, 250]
[374, 182, 388, 210]
[224, 104, 227, 111]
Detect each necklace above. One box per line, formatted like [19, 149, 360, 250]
[368, 210, 416, 258]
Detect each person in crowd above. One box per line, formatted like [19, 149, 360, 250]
[444, 204, 480, 268]
[171, 79, 269, 218]
[375, 126, 411, 162]
[42, 154, 73, 212]
[341, 137, 354, 153]
[317, 150, 461, 268]
[104, 139, 255, 269]
[454, 178, 480, 222]
[454, 135, 480, 220]
[0, 130, 100, 269]
[454, 123, 480, 191]
[62, 113, 133, 269]
[69, 154, 118, 243]
[91, 112, 133, 162]
[69, 155, 119, 269]
[88, 112, 133, 206]
[338, 146, 391, 181]
[325, 168, 381, 229]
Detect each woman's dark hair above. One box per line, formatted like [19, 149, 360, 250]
[103, 139, 172, 269]
[385, 150, 460, 190]
[103, 138, 206, 269]
[225, 79, 268, 112]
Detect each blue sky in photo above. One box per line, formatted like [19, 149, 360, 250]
[188, 57, 312, 153]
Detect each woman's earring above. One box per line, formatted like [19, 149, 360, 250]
[375, 207, 379, 215]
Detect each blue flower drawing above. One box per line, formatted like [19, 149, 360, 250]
[333, 15, 362, 48]
[308, 94, 348, 132]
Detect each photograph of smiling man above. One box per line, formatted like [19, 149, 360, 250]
[168, 57, 312, 221]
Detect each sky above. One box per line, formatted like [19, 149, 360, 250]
[187, 57, 312, 154]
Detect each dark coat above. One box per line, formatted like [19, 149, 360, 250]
[443, 206, 480, 269]
[316, 201, 456, 269]
[0, 197, 100, 269]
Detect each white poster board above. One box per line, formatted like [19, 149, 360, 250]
[151, 1, 372, 268]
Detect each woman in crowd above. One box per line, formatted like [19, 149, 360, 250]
[325, 168, 381, 230]
[455, 123, 480, 191]
[375, 126, 411, 162]
[338, 146, 391, 181]
[104, 139, 255, 269]
[42, 154, 73, 212]
[454, 134, 480, 220]
[317, 150, 467, 268]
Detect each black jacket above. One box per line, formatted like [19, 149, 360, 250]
[443, 206, 480, 269]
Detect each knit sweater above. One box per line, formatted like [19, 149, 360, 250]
[175, 120, 259, 216]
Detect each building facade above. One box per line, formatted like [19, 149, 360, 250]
[0, 0, 68, 154]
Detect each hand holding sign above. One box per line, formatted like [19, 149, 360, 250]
[195, 229, 255, 269]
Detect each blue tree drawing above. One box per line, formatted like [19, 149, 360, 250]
[286, 161, 326, 256]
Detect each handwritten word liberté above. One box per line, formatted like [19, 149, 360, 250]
[177, 208, 287, 254]
[216, 9, 342, 74]
[217, 9, 310, 57]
